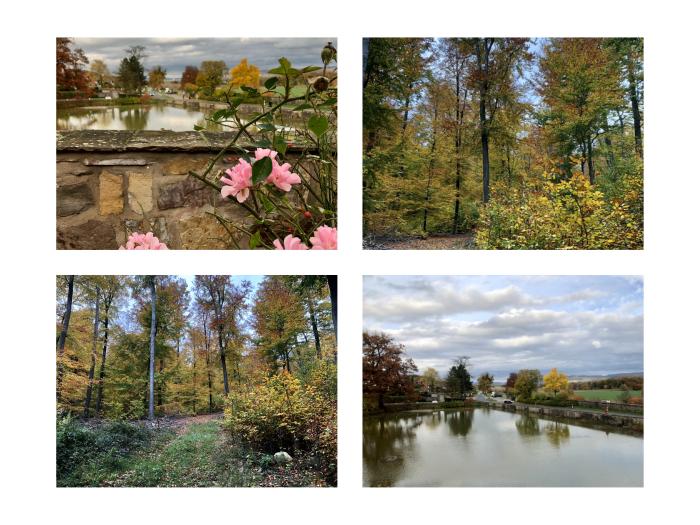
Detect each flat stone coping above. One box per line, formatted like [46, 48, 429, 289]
[57, 130, 312, 153]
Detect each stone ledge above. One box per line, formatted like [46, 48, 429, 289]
[57, 130, 313, 153]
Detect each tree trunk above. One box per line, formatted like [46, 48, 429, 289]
[56, 275, 74, 403]
[83, 286, 100, 418]
[95, 297, 111, 415]
[326, 275, 338, 340]
[452, 69, 462, 234]
[203, 315, 213, 413]
[217, 320, 230, 396]
[308, 298, 322, 359]
[148, 277, 156, 420]
[586, 138, 595, 184]
[626, 54, 643, 156]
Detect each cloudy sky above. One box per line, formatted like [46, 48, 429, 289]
[72, 38, 336, 79]
[363, 276, 643, 382]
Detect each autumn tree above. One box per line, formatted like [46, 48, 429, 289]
[422, 367, 440, 393]
[196, 61, 227, 96]
[148, 66, 167, 90]
[477, 372, 494, 394]
[56, 275, 74, 402]
[543, 368, 569, 396]
[229, 58, 260, 88]
[180, 65, 199, 88]
[89, 59, 110, 88]
[252, 277, 307, 373]
[514, 369, 542, 402]
[83, 281, 101, 418]
[363, 331, 417, 409]
[56, 38, 90, 93]
[538, 38, 622, 183]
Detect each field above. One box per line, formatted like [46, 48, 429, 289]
[574, 389, 641, 401]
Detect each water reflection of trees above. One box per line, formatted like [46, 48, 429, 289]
[544, 421, 570, 447]
[515, 414, 541, 437]
[363, 414, 420, 486]
[445, 409, 474, 437]
[119, 107, 149, 131]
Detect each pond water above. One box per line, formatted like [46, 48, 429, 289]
[56, 104, 222, 131]
[363, 408, 643, 487]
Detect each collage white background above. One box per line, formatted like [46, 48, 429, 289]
[2, 0, 699, 523]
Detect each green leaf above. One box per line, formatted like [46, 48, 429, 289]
[193, 124, 204, 131]
[301, 65, 322, 73]
[264, 76, 279, 90]
[241, 86, 259, 95]
[268, 57, 292, 75]
[257, 123, 276, 132]
[252, 157, 273, 184]
[249, 231, 262, 249]
[254, 138, 272, 149]
[257, 192, 275, 213]
[273, 136, 288, 156]
[308, 115, 329, 137]
[318, 97, 337, 108]
[211, 108, 234, 121]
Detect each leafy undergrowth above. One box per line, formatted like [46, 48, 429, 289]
[57, 416, 332, 487]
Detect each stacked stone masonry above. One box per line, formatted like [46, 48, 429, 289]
[56, 130, 308, 249]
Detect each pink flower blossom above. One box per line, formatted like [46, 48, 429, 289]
[309, 225, 337, 250]
[119, 232, 168, 250]
[254, 148, 277, 161]
[273, 234, 309, 250]
[266, 161, 302, 192]
[221, 159, 253, 203]
[253, 148, 302, 192]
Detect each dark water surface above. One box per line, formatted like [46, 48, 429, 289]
[363, 408, 643, 487]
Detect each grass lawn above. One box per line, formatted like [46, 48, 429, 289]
[574, 389, 641, 401]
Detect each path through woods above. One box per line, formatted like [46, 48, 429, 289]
[365, 232, 475, 250]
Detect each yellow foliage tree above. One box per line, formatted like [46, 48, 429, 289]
[229, 58, 260, 88]
[543, 368, 569, 396]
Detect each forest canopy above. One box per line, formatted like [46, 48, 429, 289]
[363, 37, 643, 250]
[56, 275, 337, 487]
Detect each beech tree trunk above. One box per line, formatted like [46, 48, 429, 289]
[83, 286, 100, 418]
[148, 277, 156, 420]
[56, 275, 74, 402]
[95, 296, 111, 415]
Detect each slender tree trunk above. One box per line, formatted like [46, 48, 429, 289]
[452, 69, 462, 234]
[308, 298, 322, 359]
[626, 54, 643, 156]
[203, 315, 214, 413]
[95, 297, 111, 415]
[217, 319, 230, 395]
[148, 277, 156, 420]
[478, 39, 492, 204]
[83, 286, 100, 418]
[586, 138, 595, 184]
[423, 103, 439, 233]
[56, 275, 74, 403]
[326, 275, 337, 340]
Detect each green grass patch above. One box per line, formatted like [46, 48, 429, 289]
[574, 389, 641, 401]
[57, 417, 331, 487]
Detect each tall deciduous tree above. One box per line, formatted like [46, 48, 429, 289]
[56, 38, 90, 93]
[180, 66, 199, 88]
[56, 275, 74, 402]
[83, 283, 101, 417]
[362, 331, 417, 409]
[148, 276, 157, 420]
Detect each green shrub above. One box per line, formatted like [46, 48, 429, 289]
[224, 372, 336, 465]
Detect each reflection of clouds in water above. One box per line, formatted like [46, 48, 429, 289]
[56, 106, 221, 131]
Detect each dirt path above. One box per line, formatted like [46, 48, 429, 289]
[364, 232, 476, 250]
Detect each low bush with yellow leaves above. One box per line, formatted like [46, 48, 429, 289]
[223, 371, 336, 466]
[476, 166, 642, 250]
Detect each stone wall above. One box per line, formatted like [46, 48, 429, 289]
[56, 130, 307, 249]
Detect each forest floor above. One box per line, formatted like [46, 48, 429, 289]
[57, 414, 333, 487]
[364, 232, 475, 250]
